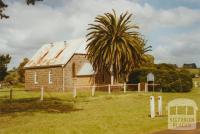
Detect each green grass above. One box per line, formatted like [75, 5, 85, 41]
[194, 78, 200, 82]
[182, 68, 200, 74]
[0, 83, 200, 134]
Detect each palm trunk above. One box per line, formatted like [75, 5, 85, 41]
[110, 64, 114, 85]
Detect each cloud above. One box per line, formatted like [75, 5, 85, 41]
[158, 7, 200, 27]
[0, 0, 200, 68]
[153, 29, 200, 66]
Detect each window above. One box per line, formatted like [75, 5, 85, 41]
[34, 72, 38, 84]
[48, 70, 53, 84]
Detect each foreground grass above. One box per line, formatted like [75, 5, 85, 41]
[0, 86, 200, 134]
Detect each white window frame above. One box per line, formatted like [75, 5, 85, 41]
[48, 70, 53, 84]
[34, 72, 38, 84]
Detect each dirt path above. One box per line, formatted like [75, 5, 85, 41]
[152, 123, 200, 134]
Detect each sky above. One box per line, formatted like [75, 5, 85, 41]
[0, 0, 200, 69]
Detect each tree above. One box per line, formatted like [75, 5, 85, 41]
[4, 68, 19, 85]
[86, 10, 151, 84]
[156, 63, 177, 70]
[0, 0, 8, 19]
[183, 63, 197, 69]
[18, 58, 29, 83]
[141, 54, 154, 67]
[0, 54, 11, 81]
[0, 0, 43, 19]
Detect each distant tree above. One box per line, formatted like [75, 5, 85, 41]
[141, 54, 154, 67]
[4, 68, 19, 85]
[0, 54, 11, 81]
[0, 0, 43, 19]
[183, 63, 197, 69]
[26, 0, 43, 5]
[156, 63, 177, 70]
[0, 0, 8, 19]
[18, 58, 29, 83]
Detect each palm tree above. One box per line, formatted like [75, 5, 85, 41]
[86, 10, 151, 85]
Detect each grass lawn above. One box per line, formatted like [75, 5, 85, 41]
[0, 83, 200, 134]
[179, 68, 200, 74]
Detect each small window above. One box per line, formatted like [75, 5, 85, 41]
[34, 72, 38, 84]
[48, 70, 53, 84]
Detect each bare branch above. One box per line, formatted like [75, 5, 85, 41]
[26, 0, 43, 5]
[0, 0, 43, 20]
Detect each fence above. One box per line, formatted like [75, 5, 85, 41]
[73, 83, 161, 98]
[0, 83, 161, 101]
[0, 88, 42, 102]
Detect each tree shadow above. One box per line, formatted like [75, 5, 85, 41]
[0, 97, 82, 114]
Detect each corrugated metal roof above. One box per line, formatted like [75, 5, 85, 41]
[25, 38, 87, 68]
[76, 63, 95, 76]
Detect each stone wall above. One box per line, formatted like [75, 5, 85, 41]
[25, 54, 110, 91]
[63, 54, 92, 90]
[25, 66, 63, 91]
[25, 54, 94, 91]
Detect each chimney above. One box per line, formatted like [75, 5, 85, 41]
[50, 42, 54, 47]
[64, 41, 67, 46]
[64, 41, 67, 48]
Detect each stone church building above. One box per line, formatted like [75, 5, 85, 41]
[24, 38, 110, 91]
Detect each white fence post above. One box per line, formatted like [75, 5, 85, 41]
[138, 83, 141, 92]
[73, 86, 77, 98]
[40, 86, 44, 101]
[150, 96, 155, 118]
[92, 85, 95, 97]
[194, 81, 198, 88]
[158, 96, 162, 116]
[145, 83, 148, 92]
[123, 83, 126, 93]
[108, 84, 111, 94]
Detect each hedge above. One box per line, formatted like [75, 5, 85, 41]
[128, 68, 193, 92]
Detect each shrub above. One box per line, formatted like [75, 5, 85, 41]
[4, 71, 19, 85]
[128, 68, 193, 92]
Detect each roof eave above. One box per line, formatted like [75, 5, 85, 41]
[24, 64, 63, 69]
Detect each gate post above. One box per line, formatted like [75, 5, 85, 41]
[145, 83, 148, 92]
[73, 86, 77, 98]
[92, 85, 95, 97]
[150, 96, 155, 118]
[40, 86, 44, 101]
[138, 83, 141, 92]
[123, 83, 126, 93]
[158, 96, 162, 116]
[108, 84, 111, 94]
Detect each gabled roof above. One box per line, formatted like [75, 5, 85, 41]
[25, 38, 87, 68]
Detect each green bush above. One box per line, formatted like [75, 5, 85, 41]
[4, 71, 19, 85]
[128, 68, 193, 92]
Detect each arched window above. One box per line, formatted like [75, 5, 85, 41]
[72, 63, 76, 77]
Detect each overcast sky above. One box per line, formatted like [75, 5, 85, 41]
[0, 0, 200, 69]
